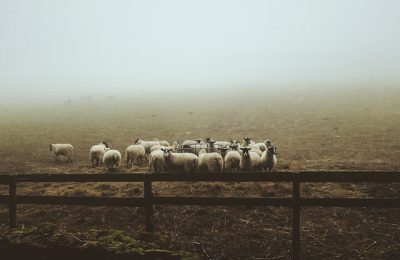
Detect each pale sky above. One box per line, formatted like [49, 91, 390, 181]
[0, 0, 399, 103]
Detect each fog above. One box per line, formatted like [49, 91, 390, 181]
[1, 0, 400, 106]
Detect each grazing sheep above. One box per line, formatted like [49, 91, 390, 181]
[161, 148, 198, 173]
[149, 150, 165, 173]
[125, 144, 145, 168]
[239, 147, 261, 171]
[49, 144, 74, 162]
[198, 149, 224, 173]
[89, 141, 108, 167]
[224, 146, 241, 172]
[102, 149, 122, 170]
[261, 146, 278, 171]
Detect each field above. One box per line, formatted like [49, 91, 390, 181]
[0, 85, 400, 259]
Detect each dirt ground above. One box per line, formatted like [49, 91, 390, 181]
[0, 85, 399, 259]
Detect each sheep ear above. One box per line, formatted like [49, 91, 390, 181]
[240, 147, 244, 151]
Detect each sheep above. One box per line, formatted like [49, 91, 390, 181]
[161, 147, 198, 173]
[218, 147, 229, 158]
[213, 140, 230, 149]
[89, 141, 108, 167]
[149, 150, 165, 173]
[102, 148, 122, 170]
[264, 140, 273, 147]
[224, 146, 241, 172]
[182, 139, 202, 146]
[153, 138, 170, 147]
[124, 144, 145, 168]
[198, 149, 224, 173]
[239, 147, 261, 171]
[256, 142, 267, 152]
[207, 139, 219, 153]
[250, 146, 263, 157]
[242, 137, 256, 147]
[49, 143, 74, 162]
[134, 139, 160, 154]
[261, 146, 278, 171]
[159, 140, 170, 147]
[181, 139, 208, 155]
[150, 141, 179, 153]
[150, 144, 166, 153]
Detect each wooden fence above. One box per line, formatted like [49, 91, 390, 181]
[0, 171, 400, 260]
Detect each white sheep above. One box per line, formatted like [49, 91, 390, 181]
[224, 145, 241, 172]
[198, 149, 224, 173]
[250, 146, 263, 157]
[161, 147, 198, 173]
[49, 143, 74, 162]
[239, 147, 261, 171]
[134, 139, 161, 154]
[242, 137, 256, 147]
[150, 141, 179, 153]
[256, 142, 267, 152]
[89, 141, 108, 167]
[125, 144, 145, 168]
[256, 140, 273, 153]
[181, 139, 208, 155]
[182, 139, 202, 146]
[149, 150, 165, 173]
[159, 140, 170, 147]
[150, 144, 166, 153]
[261, 146, 278, 171]
[102, 149, 122, 170]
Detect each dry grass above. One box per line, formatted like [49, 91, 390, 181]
[0, 86, 399, 259]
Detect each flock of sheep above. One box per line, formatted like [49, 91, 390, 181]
[49, 137, 278, 173]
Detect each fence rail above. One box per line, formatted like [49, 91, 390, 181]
[0, 171, 399, 260]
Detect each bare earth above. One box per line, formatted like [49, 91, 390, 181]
[0, 86, 399, 259]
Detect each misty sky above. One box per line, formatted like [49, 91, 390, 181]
[1, 0, 400, 103]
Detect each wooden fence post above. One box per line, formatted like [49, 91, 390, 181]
[9, 175, 17, 228]
[292, 176, 301, 260]
[144, 178, 154, 232]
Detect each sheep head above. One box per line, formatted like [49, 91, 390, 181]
[240, 147, 251, 157]
[267, 146, 277, 155]
[243, 137, 252, 145]
[161, 147, 173, 158]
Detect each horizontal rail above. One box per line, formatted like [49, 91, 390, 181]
[0, 195, 145, 207]
[14, 174, 148, 183]
[1, 171, 399, 183]
[300, 198, 400, 208]
[1, 195, 399, 208]
[153, 197, 293, 206]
